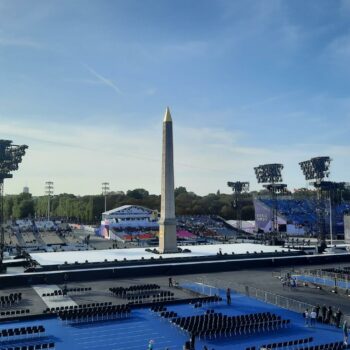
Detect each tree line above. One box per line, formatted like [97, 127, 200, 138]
[2, 187, 255, 224]
[4, 186, 349, 224]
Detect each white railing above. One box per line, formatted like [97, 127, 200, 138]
[294, 268, 350, 290]
[178, 276, 314, 314]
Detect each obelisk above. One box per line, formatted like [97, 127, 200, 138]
[159, 107, 177, 253]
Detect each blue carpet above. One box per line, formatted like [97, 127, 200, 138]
[0, 285, 345, 350]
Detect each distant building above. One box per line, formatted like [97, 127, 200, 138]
[23, 186, 29, 194]
[99, 205, 159, 240]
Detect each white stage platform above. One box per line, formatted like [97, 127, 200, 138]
[30, 243, 293, 266]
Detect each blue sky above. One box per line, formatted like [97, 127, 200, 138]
[1, 0, 350, 195]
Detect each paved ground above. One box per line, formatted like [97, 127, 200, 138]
[180, 261, 350, 314]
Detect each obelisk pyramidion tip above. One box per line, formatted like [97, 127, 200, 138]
[163, 107, 172, 122]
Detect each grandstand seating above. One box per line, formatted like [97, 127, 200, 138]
[259, 198, 350, 233]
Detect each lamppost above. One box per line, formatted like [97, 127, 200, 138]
[45, 181, 54, 221]
[227, 181, 250, 231]
[0, 140, 28, 271]
[102, 182, 110, 212]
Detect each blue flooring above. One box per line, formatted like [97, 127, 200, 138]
[0, 285, 345, 350]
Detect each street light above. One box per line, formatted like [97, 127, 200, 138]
[0, 140, 28, 270]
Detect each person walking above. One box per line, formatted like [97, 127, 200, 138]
[168, 277, 173, 287]
[148, 340, 154, 350]
[343, 320, 348, 345]
[226, 288, 231, 305]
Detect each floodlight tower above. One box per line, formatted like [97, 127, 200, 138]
[45, 181, 54, 221]
[102, 182, 110, 212]
[299, 156, 331, 249]
[0, 140, 28, 271]
[227, 181, 250, 231]
[254, 164, 287, 237]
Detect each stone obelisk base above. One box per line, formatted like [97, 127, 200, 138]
[159, 219, 177, 254]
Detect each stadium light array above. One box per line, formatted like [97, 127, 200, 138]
[299, 156, 331, 182]
[254, 164, 283, 184]
[0, 140, 28, 270]
[227, 181, 250, 194]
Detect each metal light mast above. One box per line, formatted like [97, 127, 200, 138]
[254, 163, 287, 238]
[227, 181, 250, 231]
[45, 181, 54, 221]
[299, 156, 331, 250]
[102, 182, 110, 213]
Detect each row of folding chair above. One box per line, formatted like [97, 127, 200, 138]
[0, 310, 30, 318]
[43, 302, 112, 314]
[171, 311, 289, 339]
[0, 325, 45, 340]
[0, 342, 55, 350]
[297, 341, 345, 350]
[198, 319, 290, 339]
[258, 336, 313, 349]
[0, 294, 22, 308]
[109, 284, 160, 296]
[58, 304, 131, 323]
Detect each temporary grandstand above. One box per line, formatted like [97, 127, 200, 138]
[254, 198, 350, 236]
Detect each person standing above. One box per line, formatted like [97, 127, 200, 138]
[168, 277, 173, 287]
[304, 309, 310, 327]
[326, 306, 333, 324]
[148, 340, 154, 350]
[343, 320, 348, 345]
[321, 305, 327, 323]
[226, 288, 231, 305]
[310, 309, 317, 327]
[190, 333, 196, 350]
[335, 308, 343, 328]
[315, 304, 320, 321]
